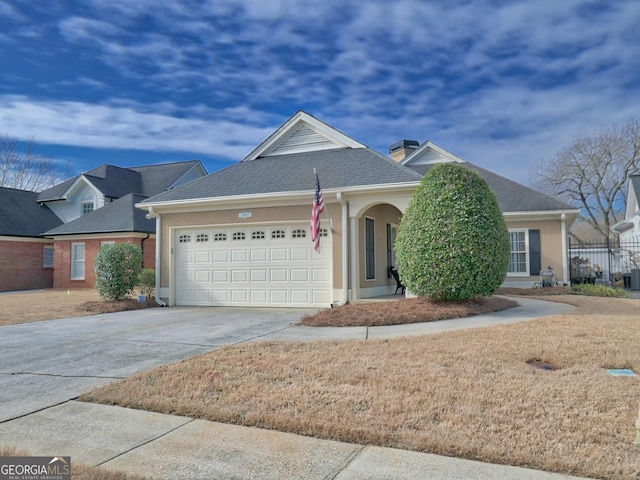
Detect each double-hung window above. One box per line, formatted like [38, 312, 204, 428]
[508, 230, 528, 275]
[43, 246, 54, 268]
[71, 243, 86, 280]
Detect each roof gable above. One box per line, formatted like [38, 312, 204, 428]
[242, 110, 365, 161]
[44, 193, 154, 236]
[625, 175, 640, 220]
[401, 141, 466, 165]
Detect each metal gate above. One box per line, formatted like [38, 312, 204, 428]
[568, 238, 640, 288]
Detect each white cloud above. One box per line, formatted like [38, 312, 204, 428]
[0, 96, 274, 160]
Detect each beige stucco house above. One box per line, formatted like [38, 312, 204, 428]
[139, 111, 579, 307]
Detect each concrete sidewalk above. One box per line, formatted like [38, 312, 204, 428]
[0, 401, 590, 480]
[0, 297, 591, 479]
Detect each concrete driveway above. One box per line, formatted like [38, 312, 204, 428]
[0, 306, 314, 422]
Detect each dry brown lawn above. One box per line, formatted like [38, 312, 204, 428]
[81, 294, 640, 480]
[299, 296, 519, 326]
[0, 446, 152, 480]
[0, 289, 157, 327]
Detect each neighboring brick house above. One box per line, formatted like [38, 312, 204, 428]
[0, 187, 63, 291]
[0, 160, 206, 292]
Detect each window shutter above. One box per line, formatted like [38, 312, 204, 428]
[529, 230, 541, 275]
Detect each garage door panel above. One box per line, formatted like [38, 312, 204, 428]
[231, 290, 247, 303]
[175, 224, 332, 307]
[231, 250, 247, 262]
[250, 269, 267, 282]
[212, 270, 228, 282]
[194, 270, 210, 283]
[194, 251, 210, 263]
[290, 247, 308, 261]
[213, 251, 228, 262]
[270, 248, 287, 261]
[231, 270, 247, 282]
[290, 290, 309, 304]
[250, 290, 267, 303]
[250, 249, 267, 262]
[270, 269, 287, 282]
[290, 269, 309, 282]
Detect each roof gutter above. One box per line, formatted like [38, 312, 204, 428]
[136, 182, 421, 211]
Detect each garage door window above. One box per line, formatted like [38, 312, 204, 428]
[214, 233, 227, 241]
[252, 231, 265, 240]
[292, 229, 306, 238]
[319, 228, 328, 237]
[196, 234, 209, 242]
[179, 234, 191, 243]
[272, 230, 285, 239]
[233, 232, 246, 240]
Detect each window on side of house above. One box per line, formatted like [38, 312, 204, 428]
[43, 245, 54, 268]
[508, 229, 529, 275]
[365, 217, 375, 280]
[71, 243, 86, 280]
[386, 224, 397, 276]
[81, 201, 94, 216]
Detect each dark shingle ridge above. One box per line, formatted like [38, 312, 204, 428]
[43, 193, 154, 236]
[406, 163, 577, 213]
[145, 148, 422, 204]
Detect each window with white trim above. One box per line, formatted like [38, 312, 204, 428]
[387, 224, 397, 273]
[365, 217, 375, 280]
[214, 233, 227, 242]
[252, 231, 265, 240]
[233, 232, 246, 241]
[271, 230, 285, 239]
[101, 241, 115, 247]
[508, 230, 529, 275]
[292, 229, 306, 238]
[71, 243, 85, 280]
[179, 234, 191, 243]
[196, 233, 209, 242]
[319, 228, 328, 237]
[81, 201, 94, 216]
[43, 246, 54, 268]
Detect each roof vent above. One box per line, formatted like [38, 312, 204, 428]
[389, 139, 419, 162]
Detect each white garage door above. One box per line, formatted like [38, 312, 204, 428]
[174, 224, 332, 307]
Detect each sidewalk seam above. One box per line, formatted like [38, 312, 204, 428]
[0, 398, 77, 424]
[95, 418, 196, 468]
[323, 445, 366, 480]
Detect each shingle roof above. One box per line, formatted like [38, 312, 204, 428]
[37, 160, 203, 202]
[145, 148, 422, 203]
[130, 160, 202, 196]
[0, 187, 63, 237]
[43, 194, 155, 236]
[407, 163, 576, 212]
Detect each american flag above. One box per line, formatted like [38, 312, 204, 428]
[311, 172, 325, 252]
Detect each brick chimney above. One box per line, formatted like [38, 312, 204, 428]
[389, 139, 419, 162]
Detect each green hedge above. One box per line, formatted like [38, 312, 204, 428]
[395, 163, 510, 301]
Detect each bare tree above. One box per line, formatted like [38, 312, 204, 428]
[534, 119, 640, 239]
[0, 135, 70, 192]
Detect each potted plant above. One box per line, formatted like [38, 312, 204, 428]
[136, 268, 156, 302]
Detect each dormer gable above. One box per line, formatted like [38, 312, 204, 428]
[625, 176, 640, 220]
[401, 140, 467, 166]
[242, 110, 365, 161]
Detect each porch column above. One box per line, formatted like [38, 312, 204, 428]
[350, 215, 359, 300]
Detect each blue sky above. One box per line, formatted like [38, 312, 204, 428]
[1, 0, 639, 185]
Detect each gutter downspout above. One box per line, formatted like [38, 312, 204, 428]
[561, 213, 568, 285]
[140, 233, 150, 267]
[146, 207, 166, 307]
[333, 192, 349, 307]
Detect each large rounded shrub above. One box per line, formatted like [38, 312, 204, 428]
[95, 243, 143, 301]
[395, 163, 509, 301]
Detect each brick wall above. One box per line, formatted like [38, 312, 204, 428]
[53, 236, 156, 289]
[0, 240, 54, 291]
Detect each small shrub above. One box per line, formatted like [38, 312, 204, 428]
[95, 243, 143, 301]
[137, 268, 156, 297]
[571, 283, 630, 297]
[396, 163, 510, 301]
